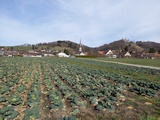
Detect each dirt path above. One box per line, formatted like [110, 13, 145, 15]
[82, 58, 160, 70]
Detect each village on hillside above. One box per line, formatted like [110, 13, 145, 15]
[0, 40, 160, 59]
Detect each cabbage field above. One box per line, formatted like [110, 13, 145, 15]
[0, 57, 160, 120]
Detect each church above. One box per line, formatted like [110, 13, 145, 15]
[79, 39, 85, 56]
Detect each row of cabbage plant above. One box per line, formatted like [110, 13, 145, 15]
[41, 64, 65, 111]
[0, 59, 29, 119]
[44, 64, 87, 108]
[74, 59, 160, 75]
[24, 70, 41, 120]
[49, 62, 125, 111]
[46, 58, 160, 111]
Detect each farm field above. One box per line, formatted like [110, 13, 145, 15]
[97, 58, 160, 67]
[0, 57, 160, 120]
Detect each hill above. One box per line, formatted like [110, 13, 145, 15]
[34, 39, 146, 53]
[36, 40, 94, 52]
[97, 39, 144, 52]
[136, 41, 160, 52]
[1, 39, 160, 53]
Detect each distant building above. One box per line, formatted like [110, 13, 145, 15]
[3, 51, 14, 57]
[106, 50, 113, 58]
[79, 39, 82, 53]
[23, 52, 42, 57]
[78, 39, 85, 56]
[105, 50, 117, 58]
[98, 51, 105, 55]
[0, 49, 4, 56]
[124, 52, 131, 58]
[57, 52, 69, 57]
[80, 52, 85, 56]
[42, 52, 54, 57]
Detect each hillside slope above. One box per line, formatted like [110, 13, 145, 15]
[136, 41, 160, 52]
[97, 39, 144, 52]
[2, 39, 160, 53]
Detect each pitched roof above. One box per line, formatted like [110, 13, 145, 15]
[124, 52, 131, 57]
[106, 50, 113, 55]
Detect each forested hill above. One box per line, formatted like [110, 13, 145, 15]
[2, 39, 160, 53]
[36, 39, 160, 52]
[36, 40, 94, 52]
[136, 41, 160, 52]
[37, 39, 160, 52]
[97, 39, 144, 52]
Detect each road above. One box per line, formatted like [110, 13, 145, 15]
[86, 59, 160, 70]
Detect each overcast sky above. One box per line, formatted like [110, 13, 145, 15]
[0, 0, 160, 47]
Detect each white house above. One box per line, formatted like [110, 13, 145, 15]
[43, 53, 54, 57]
[79, 52, 85, 56]
[106, 50, 114, 58]
[124, 52, 131, 58]
[23, 53, 42, 57]
[0, 50, 4, 56]
[57, 52, 69, 57]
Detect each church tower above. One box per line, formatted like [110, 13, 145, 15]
[79, 39, 82, 53]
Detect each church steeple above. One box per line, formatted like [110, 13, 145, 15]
[79, 38, 82, 53]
